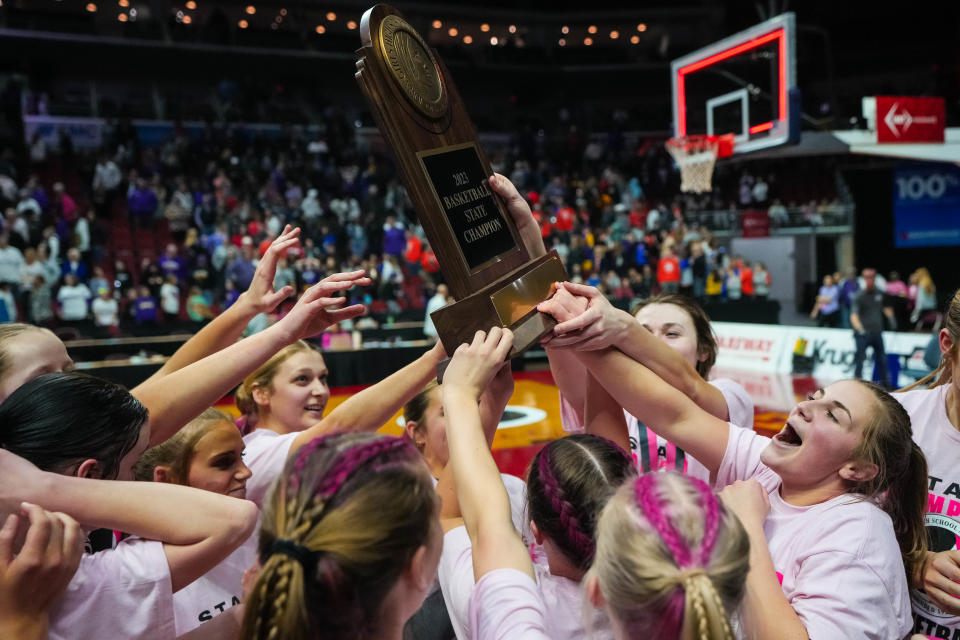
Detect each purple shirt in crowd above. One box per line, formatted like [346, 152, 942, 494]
[135, 296, 159, 323]
[383, 227, 405, 257]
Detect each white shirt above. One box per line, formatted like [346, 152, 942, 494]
[423, 293, 449, 339]
[160, 282, 180, 314]
[468, 569, 550, 640]
[894, 384, 960, 636]
[717, 424, 912, 640]
[75, 217, 90, 252]
[92, 297, 119, 326]
[58, 283, 91, 320]
[241, 429, 299, 507]
[0, 245, 24, 283]
[94, 161, 122, 191]
[172, 535, 257, 636]
[49, 537, 175, 640]
[437, 478, 608, 640]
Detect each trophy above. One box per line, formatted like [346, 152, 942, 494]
[355, 4, 566, 371]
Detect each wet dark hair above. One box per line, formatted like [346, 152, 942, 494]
[526, 434, 636, 571]
[0, 372, 148, 479]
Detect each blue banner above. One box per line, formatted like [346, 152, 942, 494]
[894, 164, 960, 248]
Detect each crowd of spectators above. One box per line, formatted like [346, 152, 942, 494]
[811, 266, 940, 331]
[0, 112, 855, 340]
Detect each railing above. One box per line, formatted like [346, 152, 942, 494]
[683, 204, 853, 235]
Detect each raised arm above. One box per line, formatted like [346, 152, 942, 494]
[289, 340, 447, 452]
[133, 226, 301, 388]
[583, 372, 630, 454]
[441, 329, 533, 581]
[137, 271, 370, 447]
[2, 450, 258, 593]
[540, 282, 733, 422]
[573, 347, 730, 475]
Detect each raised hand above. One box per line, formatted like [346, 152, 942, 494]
[539, 281, 633, 351]
[237, 225, 302, 315]
[275, 270, 371, 342]
[719, 479, 771, 532]
[443, 328, 515, 402]
[0, 503, 83, 640]
[922, 550, 960, 615]
[488, 173, 546, 258]
[536, 283, 589, 324]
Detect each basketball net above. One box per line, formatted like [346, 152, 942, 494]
[666, 134, 734, 194]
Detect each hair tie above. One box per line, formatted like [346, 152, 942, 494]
[679, 568, 708, 585]
[270, 538, 317, 572]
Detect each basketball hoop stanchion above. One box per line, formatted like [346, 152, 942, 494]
[666, 134, 734, 193]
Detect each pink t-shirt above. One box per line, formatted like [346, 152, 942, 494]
[894, 384, 960, 637]
[49, 537, 175, 640]
[717, 424, 913, 640]
[467, 568, 550, 640]
[439, 526, 611, 640]
[561, 377, 753, 481]
[242, 428, 298, 507]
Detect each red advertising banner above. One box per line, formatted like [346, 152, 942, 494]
[742, 209, 770, 237]
[876, 96, 945, 143]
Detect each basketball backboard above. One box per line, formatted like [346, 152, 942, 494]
[671, 13, 798, 155]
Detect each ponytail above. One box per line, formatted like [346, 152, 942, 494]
[852, 381, 929, 589]
[683, 573, 736, 640]
[882, 442, 929, 589]
[241, 433, 435, 640]
[589, 472, 748, 640]
[526, 434, 635, 571]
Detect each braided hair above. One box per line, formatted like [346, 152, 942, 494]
[526, 434, 635, 571]
[241, 433, 437, 640]
[588, 471, 749, 640]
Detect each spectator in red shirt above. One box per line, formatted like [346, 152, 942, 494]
[657, 246, 680, 294]
[404, 231, 422, 275]
[555, 202, 576, 233]
[420, 245, 440, 274]
[740, 261, 755, 299]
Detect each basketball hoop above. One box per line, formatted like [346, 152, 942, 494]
[666, 134, 735, 194]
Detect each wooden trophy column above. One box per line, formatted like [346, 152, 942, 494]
[355, 4, 565, 363]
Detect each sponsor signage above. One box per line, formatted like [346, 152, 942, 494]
[876, 96, 945, 143]
[893, 163, 960, 248]
[741, 209, 771, 238]
[713, 322, 932, 385]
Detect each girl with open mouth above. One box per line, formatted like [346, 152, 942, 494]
[542, 283, 927, 640]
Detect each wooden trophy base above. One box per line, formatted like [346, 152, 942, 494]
[432, 251, 565, 381]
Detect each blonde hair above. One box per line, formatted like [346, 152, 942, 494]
[235, 341, 321, 423]
[134, 408, 235, 483]
[901, 287, 957, 391]
[0, 323, 47, 384]
[914, 267, 936, 296]
[241, 433, 435, 640]
[588, 472, 748, 640]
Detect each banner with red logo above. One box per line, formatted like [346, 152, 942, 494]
[741, 209, 770, 237]
[876, 96, 945, 143]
